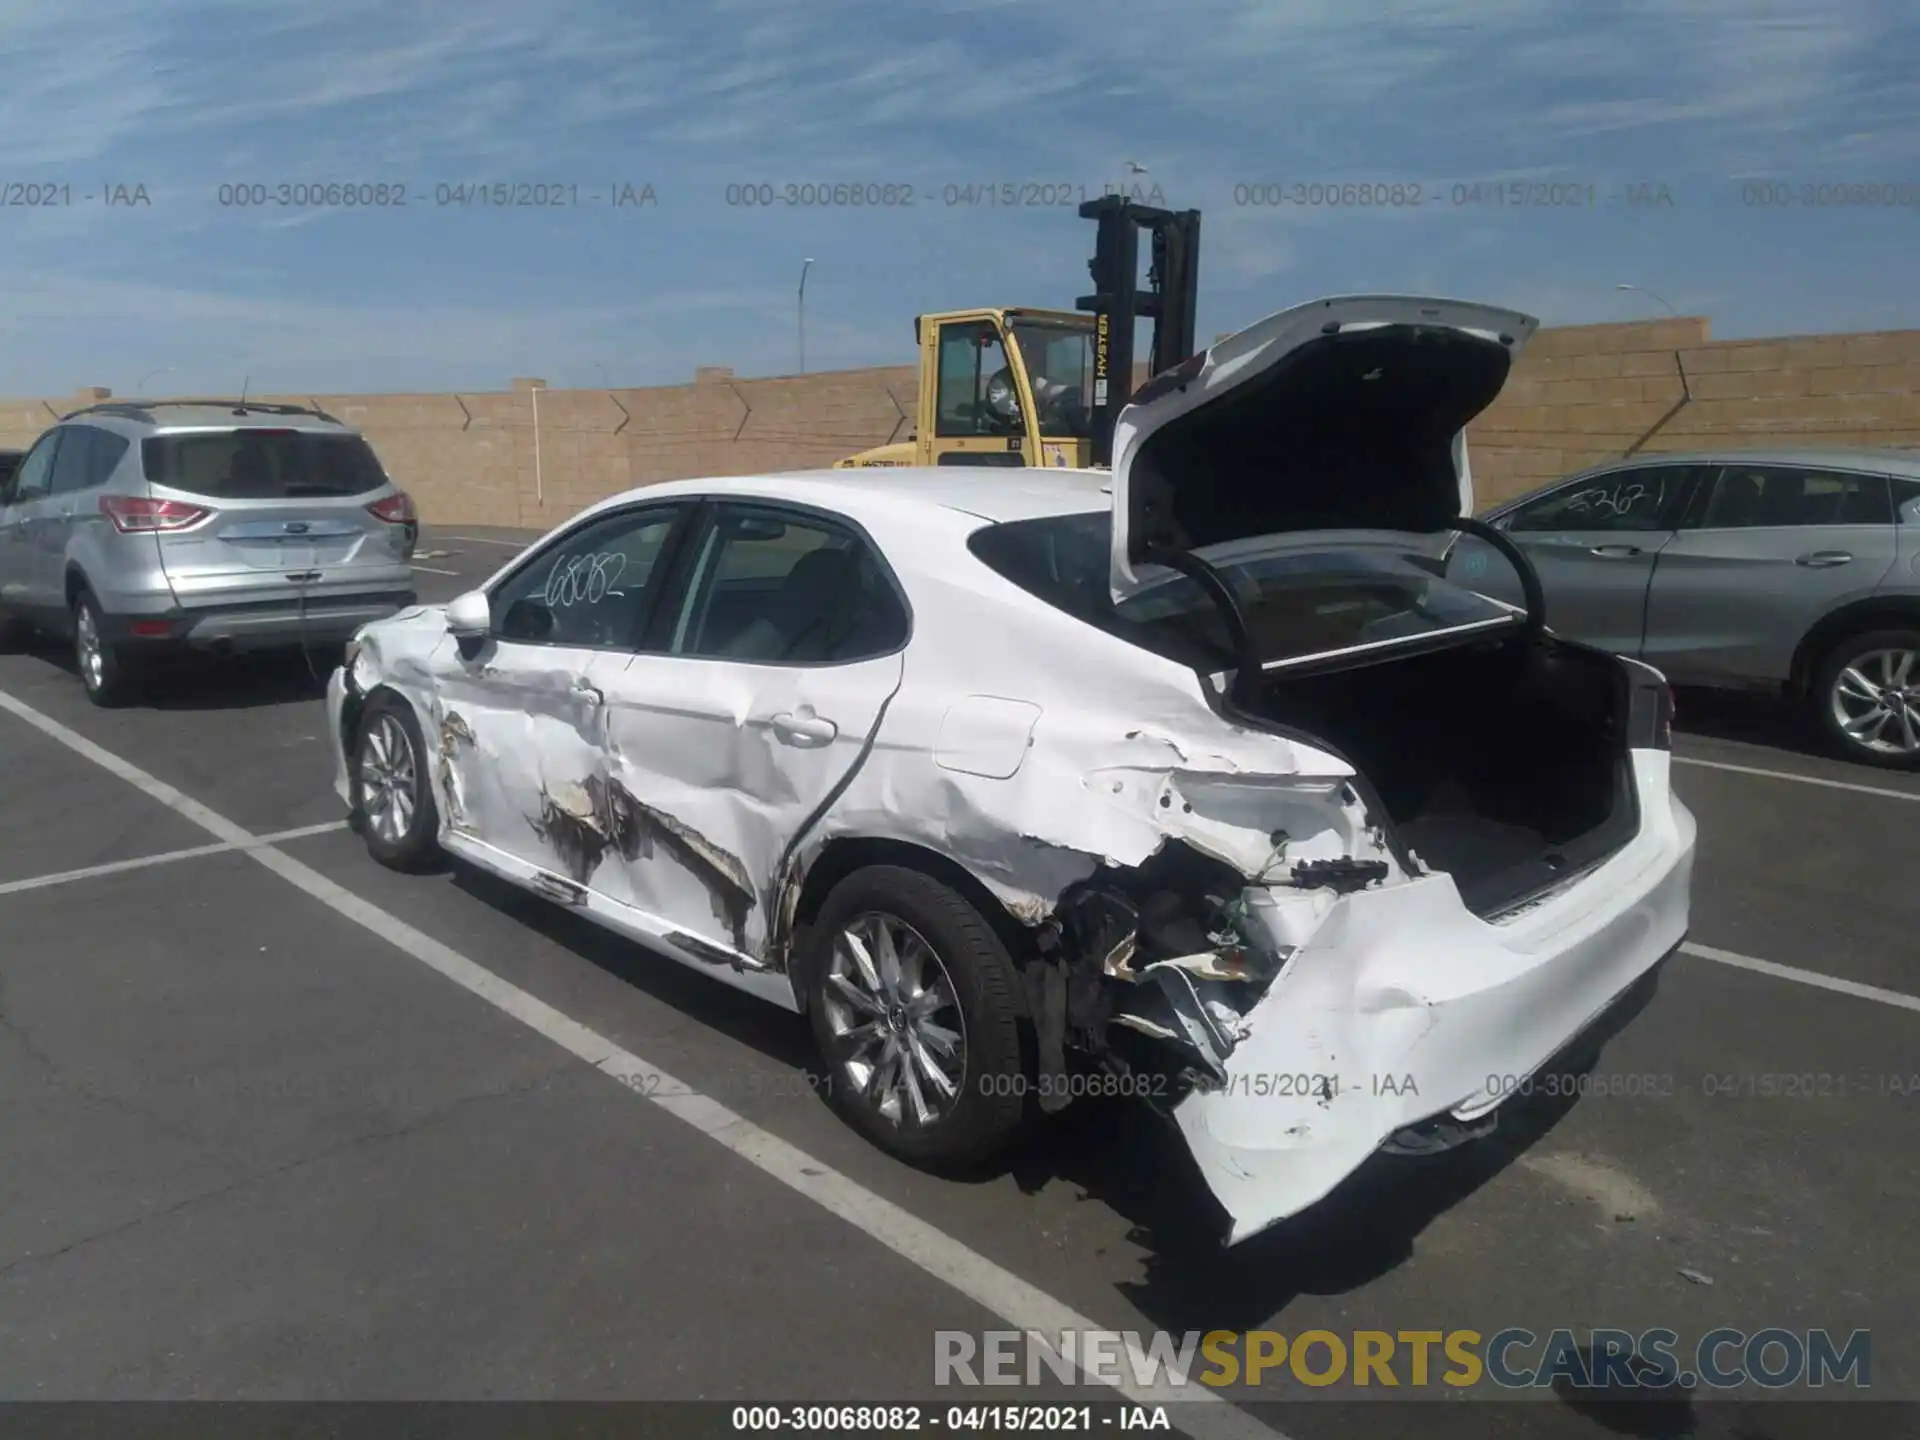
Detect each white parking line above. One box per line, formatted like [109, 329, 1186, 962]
[0, 685, 1280, 1439]
[1681, 942, 1920, 1015]
[411, 565, 460, 576]
[1672, 754, 1920, 803]
[435, 534, 530, 548]
[0, 821, 347, 898]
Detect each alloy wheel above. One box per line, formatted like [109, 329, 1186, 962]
[820, 911, 967, 1128]
[1830, 647, 1920, 758]
[75, 604, 104, 693]
[359, 713, 419, 843]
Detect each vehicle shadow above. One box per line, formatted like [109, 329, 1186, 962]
[439, 847, 1676, 1336]
[1005, 964, 1668, 1336]
[1671, 684, 1825, 760]
[446, 861, 820, 1071]
[21, 638, 338, 712]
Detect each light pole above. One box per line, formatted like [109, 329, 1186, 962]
[1615, 283, 1677, 317]
[798, 258, 814, 375]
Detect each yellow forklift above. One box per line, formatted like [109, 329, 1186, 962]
[836, 196, 1201, 471]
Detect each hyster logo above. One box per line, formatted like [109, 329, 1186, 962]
[1092, 313, 1110, 407]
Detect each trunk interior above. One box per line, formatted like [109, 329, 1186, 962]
[1246, 633, 1639, 916]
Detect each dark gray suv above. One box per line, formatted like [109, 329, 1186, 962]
[0, 400, 418, 706]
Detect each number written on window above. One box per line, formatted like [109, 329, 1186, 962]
[543, 551, 629, 610]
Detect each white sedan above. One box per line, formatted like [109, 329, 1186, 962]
[327, 295, 1695, 1244]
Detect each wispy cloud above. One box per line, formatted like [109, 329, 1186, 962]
[0, 0, 1913, 390]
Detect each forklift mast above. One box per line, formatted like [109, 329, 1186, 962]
[1075, 195, 1202, 467]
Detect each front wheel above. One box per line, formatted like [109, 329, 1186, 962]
[804, 865, 1031, 1169]
[350, 691, 441, 870]
[1813, 629, 1920, 770]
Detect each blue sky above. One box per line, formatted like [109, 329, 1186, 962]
[2, 0, 1917, 396]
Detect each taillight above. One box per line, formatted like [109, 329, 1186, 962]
[367, 491, 415, 524]
[100, 495, 210, 532]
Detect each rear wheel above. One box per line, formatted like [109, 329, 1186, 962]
[350, 691, 441, 870]
[72, 589, 137, 708]
[804, 865, 1030, 1168]
[1813, 628, 1920, 770]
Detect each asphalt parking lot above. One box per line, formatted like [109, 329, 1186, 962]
[2, 523, 1916, 1439]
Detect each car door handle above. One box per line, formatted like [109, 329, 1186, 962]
[572, 678, 604, 707]
[1795, 551, 1853, 568]
[771, 711, 838, 745]
[1588, 544, 1643, 558]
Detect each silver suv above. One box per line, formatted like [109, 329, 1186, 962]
[1450, 448, 1920, 768]
[0, 400, 418, 706]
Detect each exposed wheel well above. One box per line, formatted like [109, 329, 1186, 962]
[1790, 597, 1920, 698]
[64, 566, 90, 608]
[785, 836, 1040, 1008]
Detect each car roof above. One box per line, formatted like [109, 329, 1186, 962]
[1562, 446, 1920, 479]
[593, 466, 1115, 524]
[57, 400, 355, 435]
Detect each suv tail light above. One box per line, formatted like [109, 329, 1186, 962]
[367, 491, 416, 525]
[100, 495, 210, 532]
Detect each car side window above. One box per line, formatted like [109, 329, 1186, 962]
[7, 432, 62, 503]
[488, 505, 686, 650]
[1690, 466, 1891, 529]
[1885, 476, 1919, 524]
[84, 428, 131, 489]
[935, 321, 1019, 438]
[1505, 467, 1682, 533]
[50, 426, 125, 494]
[670, 505, 908, 664]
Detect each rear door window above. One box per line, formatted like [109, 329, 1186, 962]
[670, 505, 909, 663]
[1685, 465, 1892, 529]
[1894, 476, 1920, 523]
[141, 430, 388, 499]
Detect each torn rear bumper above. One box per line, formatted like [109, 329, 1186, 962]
[1174, 750, 1695, 1245]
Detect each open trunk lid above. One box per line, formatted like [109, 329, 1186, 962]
[1109, 295, 1538, 604]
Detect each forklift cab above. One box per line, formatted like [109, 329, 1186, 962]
[835, 197, 1200, 471]
[918, 308, 1095, 469]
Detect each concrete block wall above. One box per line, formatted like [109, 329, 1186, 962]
[6, 318, 1920, 525]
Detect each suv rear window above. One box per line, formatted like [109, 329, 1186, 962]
[968, 511, 1519, 672]
[140, 430, 387, 499]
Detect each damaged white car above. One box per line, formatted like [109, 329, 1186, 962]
[327, 296, 1695, 1245]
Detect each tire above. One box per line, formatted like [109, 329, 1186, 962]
[349, 690, 441, 870]
[1812, 628, 1920, 770]
[72, 589, 138, 708]
[804, 865, 1031, 1169]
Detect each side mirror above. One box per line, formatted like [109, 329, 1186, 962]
[445, 589, 491, 637]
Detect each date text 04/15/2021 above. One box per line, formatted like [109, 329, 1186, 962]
[730, 1404, 1171, 1432]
